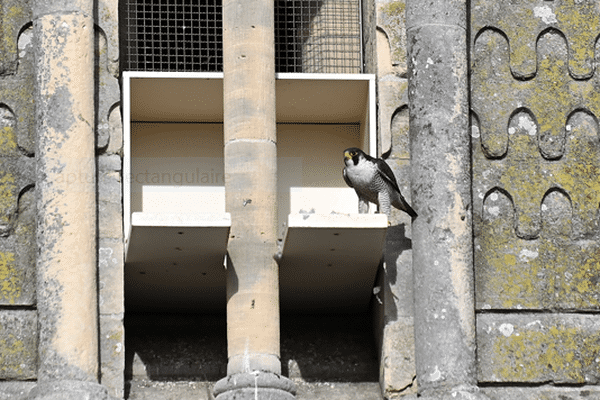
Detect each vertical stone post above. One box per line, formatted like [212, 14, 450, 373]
[213, 1, 296, 399]
[406, 0, 487, 399]
[28, 1, 108, 399]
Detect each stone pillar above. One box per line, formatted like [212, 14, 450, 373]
[28, 1, 107, 399]
[406, 0, 487, 399]
[213, 0, 296, 399]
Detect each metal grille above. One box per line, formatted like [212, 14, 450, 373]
[275, 0, 362, 73]
[121, 0, 362, 73]
[122, 0, 223, 72]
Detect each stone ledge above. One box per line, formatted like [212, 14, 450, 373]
[27, 380, 108, 400]
[214, 372, 296, 398]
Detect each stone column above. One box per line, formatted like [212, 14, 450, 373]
[213, 1, 296, 399]
[406, 0, 487, 399]
[28, 1, 108, 399]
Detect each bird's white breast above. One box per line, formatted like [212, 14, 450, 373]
[345, 161, 378, 188]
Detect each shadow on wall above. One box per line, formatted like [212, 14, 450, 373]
[124, 312, 379, 391]
[124, 313, 227, 397]
[280, 313, 379, 383]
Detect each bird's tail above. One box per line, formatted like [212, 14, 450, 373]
[393, 192, 417, 219]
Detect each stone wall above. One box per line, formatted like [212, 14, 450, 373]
[0, 0, 123, 399]
[0, 1, 37, 395]
[1, 0, 600, 399]
[373, 1, 417, 398]
[471, 0, 600, 397]
[95, 1, 124, 398]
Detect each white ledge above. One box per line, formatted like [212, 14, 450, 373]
[279, 213, 388, 313]
[124, 212, 230, 312]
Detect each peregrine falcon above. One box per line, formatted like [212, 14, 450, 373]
[343, 147, 417, 218]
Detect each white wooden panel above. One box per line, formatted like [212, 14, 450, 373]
[279, 213, 388, 313]
[125, 212, 230, 312]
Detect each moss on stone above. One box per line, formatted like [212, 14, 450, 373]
[0, 252, 19, 304]
[481, 316, 600, 383]
[0, 311, 36, 379]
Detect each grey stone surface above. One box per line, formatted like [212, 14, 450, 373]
[98, 169, 122, 203]
[482, 386, 600, 400]
[406, 0, 466, 30]
[0, 381, 36, 400]
[213, 372, 296, 398]
[0, 0, 32, 75]
[27, 380, 108, 400]
[0, 46, 35, 154]
[215, 387, 295, 400]
[377, 0, 408, 74]
[32, 0, 93, 17]
[294, 382, 383, 400]
[407, 0, 483, 397]
[0, 310, 37, 379]
[98, 201, 123, 240]
[376, 161, 417, 397]
[478, 313, 600, 384]
[126, 380, 386, 400]
[374, 2, 417, 395]
[126, 379, 214, 400]
[0, 185, 36, 306]
[100, 313, 125, 399]
[98, 238, 124, 315]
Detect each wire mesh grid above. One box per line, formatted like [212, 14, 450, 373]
[122, 0, 362, 73]
[122, 0, 223, 72]
[275, 0, 362, 73]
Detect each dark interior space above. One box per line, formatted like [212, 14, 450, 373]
[124, 312, 227, 394]
[124, 312, 378, 387]
[280, 313, 379, 382]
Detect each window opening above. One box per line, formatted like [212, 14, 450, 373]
[121, 0, 362, 73]
[122, 0, 223, 72]
[274, 0, 362, 73]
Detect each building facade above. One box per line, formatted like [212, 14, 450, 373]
[0, 0, 599, 399]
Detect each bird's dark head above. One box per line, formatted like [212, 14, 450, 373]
[343, 147, 365, 166]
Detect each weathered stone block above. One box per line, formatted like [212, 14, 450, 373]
[98, 167, 122, 203]
[0, 69, 35, 155]
[473, 31, 600, 311]
[474, 156, 600, 311]
[126, 379, 214, 400]
[478, 313, 600, 384]
[96, 30, 121, 151]
[98, 153, 122, 173]
[0, 158, 34, 237]
[0, 248, 30, 305]
[379, 318, 416, 397]
[106, 106, 123, 155]
[0, 310, 37, 380]
[0, 186, 35, 306]
[0, 0, 32, 75]
[482, 386, 600, 400]
[377, 79, 408, 157]
[297, 382, 387, 400]
[96, 0, 119, 73]
[97, 153, 122, 238]
[377, 0, 407, 72]
[472, 0, 600, 80]
[27, 380, 109, 400]
[0, 381, 36, 400]
[100, 313, 125, 400]
[98, 201, 123, 240]
[98, 238, 124, 315]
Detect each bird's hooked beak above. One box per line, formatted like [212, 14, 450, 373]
[344, 150, 352, 160]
